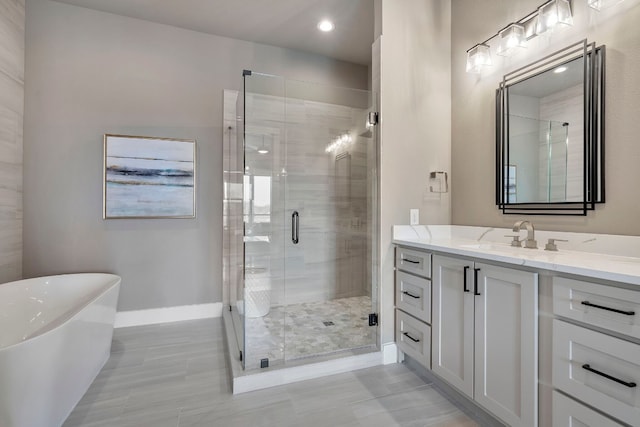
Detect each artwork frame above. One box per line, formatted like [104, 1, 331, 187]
[103, 134, 196, 219]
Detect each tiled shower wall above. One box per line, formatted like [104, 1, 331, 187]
[0, 0, 24, 283]
[282, 93, 372, 305]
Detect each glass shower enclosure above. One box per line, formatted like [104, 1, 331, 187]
[223, 72, 379, 371]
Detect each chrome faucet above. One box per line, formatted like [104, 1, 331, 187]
[513, 220, 537, 249]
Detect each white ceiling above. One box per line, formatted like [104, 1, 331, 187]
[53, 0, 374, 65]
[510, 56, 584, 98]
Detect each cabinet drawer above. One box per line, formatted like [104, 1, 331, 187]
[553, 276, 640, 340]
[395, 247, 431, 278]
[552, 391, 624, 427]
[553, 320, 640, 426]
[396, 271, 431, 323]
[396, 309, 431, 369]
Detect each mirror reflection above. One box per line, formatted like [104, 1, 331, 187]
[508, 57, 583, 203]
[496, 41, 605, 215]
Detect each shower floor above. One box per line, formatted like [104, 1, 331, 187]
[244, 295, 375, 370]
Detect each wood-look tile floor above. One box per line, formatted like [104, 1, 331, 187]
[64, 318, 479, 427]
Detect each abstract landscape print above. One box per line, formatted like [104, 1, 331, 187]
[103, 135, 196, 218]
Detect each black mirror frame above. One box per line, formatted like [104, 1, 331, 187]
[496, 40, 605, 216]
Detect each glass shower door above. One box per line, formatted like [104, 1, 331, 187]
[282, 79, 377, 361]
[241, 72, 378, 370]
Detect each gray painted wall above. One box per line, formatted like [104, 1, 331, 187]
[23, 0, 368, 310]
[378, 0, 452, 345]
[452, 0, 640, 234]
[0, 0, 24, 284]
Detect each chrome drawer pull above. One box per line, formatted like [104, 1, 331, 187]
[402, 291, 420, 299]
[402, 332, 420, 343]
[581, 301, 635, 316]
[582, 364, 637, 388]
[403, 257, 420, 265]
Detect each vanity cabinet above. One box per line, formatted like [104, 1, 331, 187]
[552, 391, 624, 427]
[552, 276, 640, 427]
[432, 254, 538, 427]
[394, 246, 432, 369]
[392, 224, 640, 427]
[395, 246, 431, 278]
[553, 276, 640, 339]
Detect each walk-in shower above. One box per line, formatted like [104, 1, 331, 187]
[223, 71, 379, 371]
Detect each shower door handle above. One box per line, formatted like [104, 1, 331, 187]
[292, 211, 299, 244]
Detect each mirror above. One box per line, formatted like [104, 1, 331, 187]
[496, 40, 605, 215]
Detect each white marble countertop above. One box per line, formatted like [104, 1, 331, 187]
[393, 225, 640, 286]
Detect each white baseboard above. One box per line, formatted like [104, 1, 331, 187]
[382, 342, 399, 364]
[114, 302, 223, 328]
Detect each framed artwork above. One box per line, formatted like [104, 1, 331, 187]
[103, 134, 196, 219]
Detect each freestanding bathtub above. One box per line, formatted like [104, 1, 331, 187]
[0, 273, 121, 427]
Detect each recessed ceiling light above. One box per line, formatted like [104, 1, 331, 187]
[257, 136, 269, 154]
[317, 20, 334, 32]
[554, 66, 568, 73]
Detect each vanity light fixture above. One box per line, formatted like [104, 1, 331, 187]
[465, 0, 579, 73]
[536, 0, 573, 35]
[588, 0, 624, 10]
[496, 23, 527, 57]
[317, 19, 334, 32]
[466, 44, 492, 73]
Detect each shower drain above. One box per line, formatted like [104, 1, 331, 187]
[323, 321, 335, 326]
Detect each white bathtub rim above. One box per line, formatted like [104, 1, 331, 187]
[2, 272, 121, 289]
[0, 273, 121, 351]
[0, 278, 120, 427]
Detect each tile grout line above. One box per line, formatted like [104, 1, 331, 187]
[324, 383, 433, 409]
